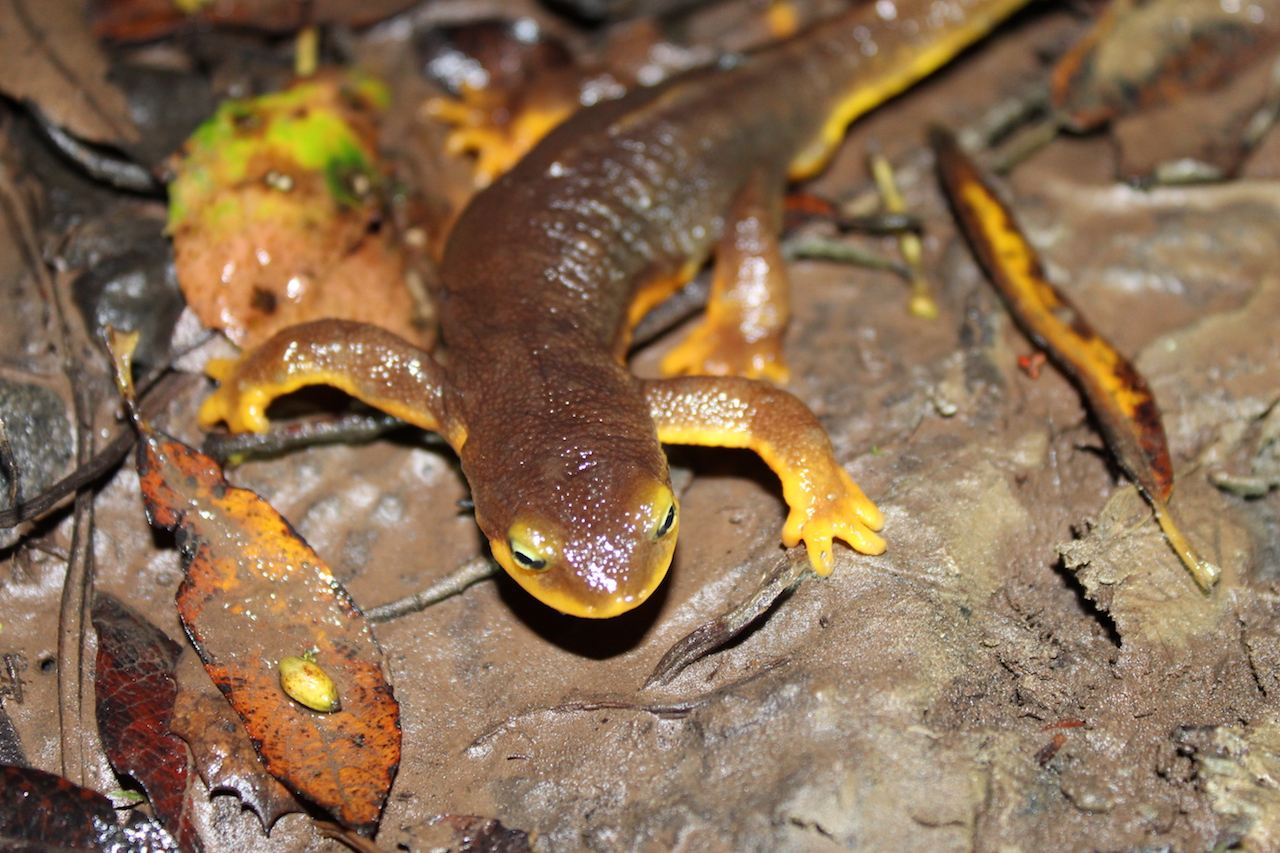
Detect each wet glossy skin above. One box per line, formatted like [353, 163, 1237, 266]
[199, 0, 1024, 618]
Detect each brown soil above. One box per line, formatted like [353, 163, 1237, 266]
[3, 3, 1280, 851]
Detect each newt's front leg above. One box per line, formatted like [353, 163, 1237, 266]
[198, 319, 461, 447]
[643, 375, 884, 573]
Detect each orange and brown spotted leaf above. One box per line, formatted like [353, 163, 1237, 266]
[170, 654, 303, 832]
[107, 333, 400, 835]
[93, 593, 203, 853]
[168, 74, 428, 351]
[930, 128, 1220, 592]
[1050, 0, 1280, 131]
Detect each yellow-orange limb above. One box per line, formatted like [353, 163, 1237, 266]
[644, 375, 885, 574]
[198, 319, 461, 448]
[660, 170, 792, 384]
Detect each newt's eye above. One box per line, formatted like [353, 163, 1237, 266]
[511, 547, 548, 571]
[508, 525, 552, 572]
[654, 501, 677, 539]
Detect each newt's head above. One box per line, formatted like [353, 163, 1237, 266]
[454, 349, 678, 618]
[485, 477, 679, 619]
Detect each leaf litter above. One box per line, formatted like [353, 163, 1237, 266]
[3, 2, 1280, 850]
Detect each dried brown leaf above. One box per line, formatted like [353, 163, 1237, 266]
[169, 653, 303, 832]
[93, 593, 203, 853]
[0, 0, 139, 145]
[0, 764, 178, 852]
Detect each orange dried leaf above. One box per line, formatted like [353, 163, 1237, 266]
[108, 331, 400, 834]
[136, 431, 400, 834]
[930, 128, 1219, 592]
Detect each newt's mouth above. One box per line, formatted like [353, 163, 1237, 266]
[489, 514, 678, 619]
[488, 481, 679, 618]
[531, 571, 668, 619]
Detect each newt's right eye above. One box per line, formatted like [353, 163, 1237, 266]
[511, 546, 548, 571]
[653, 500, 677, 539]
[508, 524, 553, 572]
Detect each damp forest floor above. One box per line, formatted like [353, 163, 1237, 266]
[4, 2, 1280, 852]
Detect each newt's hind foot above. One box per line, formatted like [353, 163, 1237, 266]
[660, 168, 792, 384]
[660, 323, 791, 384]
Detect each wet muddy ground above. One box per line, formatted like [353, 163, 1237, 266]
[4, 3, 1280, 851]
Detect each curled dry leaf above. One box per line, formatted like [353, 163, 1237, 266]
[93, 593, 203, 853]
[108, 331, 400, 835]
[1051, 0, 1280, 131]
[168, 74, 427, 350]
[930, 128, 1220, 592]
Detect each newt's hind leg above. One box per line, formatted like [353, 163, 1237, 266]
[643, 375, 884, 574]
[198, 319, 460, 447]
[660, 169, 792, 384]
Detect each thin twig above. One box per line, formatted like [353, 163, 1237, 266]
[645, 550, 813, 688]
[366, 556, 498, 623]
[0, 138, 107, 787]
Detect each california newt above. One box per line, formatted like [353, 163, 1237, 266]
[199, 0, 1027, 618]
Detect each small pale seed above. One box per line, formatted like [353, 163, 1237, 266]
[279, 655, 341, 713]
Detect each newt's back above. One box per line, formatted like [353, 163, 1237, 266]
[435, 63, 799, 358]
[437, 0, 1028, 359]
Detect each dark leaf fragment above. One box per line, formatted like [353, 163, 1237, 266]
[93, 594, 203, 853]
[0, 764, 177, 852]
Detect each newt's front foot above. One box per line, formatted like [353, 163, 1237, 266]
[781, 465, 885, 575]
[645, 374, 886, 577]
[197, 320, 452, 439]
[199, 358, 274, 433]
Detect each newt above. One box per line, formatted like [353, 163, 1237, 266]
[198, 0, 1027, 618]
